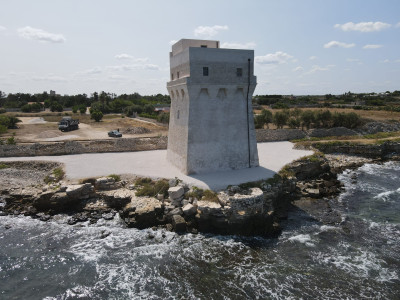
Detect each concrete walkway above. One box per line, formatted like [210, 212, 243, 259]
[0, 142, 313, 190]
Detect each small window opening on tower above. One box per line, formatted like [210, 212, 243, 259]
[177, 71, 180, 79]
[171, 73, 174, 80]
[203, 67, 209, 76]
[177, 110, 180, 119]
[181, 89, 185, 98]
[236, 68, 243, 77]
[201, 45, 207, 48]
[170, 90, 175, 99]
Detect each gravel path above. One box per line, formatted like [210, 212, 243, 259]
[0, 142, 313, 190]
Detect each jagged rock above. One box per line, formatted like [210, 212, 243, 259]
[169, 178, 180, 187]
[95, 177, 121, 190]
[66, 183, 94, 200]
[305, 188, 320, 198]
[97, 189, 133, 209]
[102, 212, 114, 220]
[172, 215, 186, 232]
[122, 196, 163, 229]
[182, 203, 197, 216]
[168, 186, 184, 200]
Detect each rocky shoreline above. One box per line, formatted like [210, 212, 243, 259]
[1, 150, 389, 236]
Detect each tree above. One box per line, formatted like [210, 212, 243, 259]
[261, 109, 273, 128]
[273, 111, 289, 129]
[288, 117, 300, 129]
[254, 114, 265, 129]
[91, 110, 103, 122]
[50, 102, 63, 112]
[301, 110, 315, 130]
[79, 105, 87, 114]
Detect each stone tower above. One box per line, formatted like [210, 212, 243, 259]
[166, 39, 259, 175]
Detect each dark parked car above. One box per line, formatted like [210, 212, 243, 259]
[108, 130, 122, 137]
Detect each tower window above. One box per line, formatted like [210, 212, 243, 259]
[177, 71, 180, 79]
[171, 73, 174, 80]
[236, 68, 243, 77]
[201, 45, 207, 48]
[203, 67, 209, 76]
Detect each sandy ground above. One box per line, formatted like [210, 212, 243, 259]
[12, 117, 167, 142]
[0, 142, 313, 190]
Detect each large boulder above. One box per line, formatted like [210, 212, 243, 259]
[65, 183, 95, 200]
[168, 186, 184, 200]
[97, 188, 133, 209]
[172, 215, 186, 232]
[122, 196, 164, 229]
[182, 203, 197, 216]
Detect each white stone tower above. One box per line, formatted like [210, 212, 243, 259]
[166, 39, 259, 175]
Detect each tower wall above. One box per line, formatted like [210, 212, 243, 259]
[167, 39, 259, 175]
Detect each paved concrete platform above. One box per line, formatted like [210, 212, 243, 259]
[0, 142, 313, 190]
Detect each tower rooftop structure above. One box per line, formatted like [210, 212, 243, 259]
[166, 39, 259, 175]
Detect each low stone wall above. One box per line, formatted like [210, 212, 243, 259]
[256, 127, 360, 143]
[0, 136, 168, 157]
[313, 141, 400, 158]
[256, 129, 306, 142]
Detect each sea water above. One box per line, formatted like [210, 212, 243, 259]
[1, 162, 399, 299]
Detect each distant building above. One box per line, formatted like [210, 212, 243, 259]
[49, 90, 56, 96]
[166, 39, 259, 174]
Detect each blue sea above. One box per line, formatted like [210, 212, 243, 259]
[1, 162, 399, 299]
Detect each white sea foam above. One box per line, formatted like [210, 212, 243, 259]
[288, 234, 315, 247]
[374, 187, 400, 202]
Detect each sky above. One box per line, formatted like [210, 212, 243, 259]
[0, 0, 399, 96]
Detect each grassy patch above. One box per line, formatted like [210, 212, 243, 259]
[278, 166, 295, 178]
[201, 190, 219, 203]
[108, 174, 121, 182]
[0, 163, 8, 169]
[364, 131, 400, 139]
[79, 177, 97, 185]
[298, 151, 325, 162]
[44, 167, 65, 184]
[186, 186, 204, 199]
[135, 177, 169, 197]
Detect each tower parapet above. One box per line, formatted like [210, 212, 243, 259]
[167, 39, 259, 174]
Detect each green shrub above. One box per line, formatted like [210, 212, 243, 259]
[91, 110, 103, 122]
[135, 178, 169, 197]
[108, 174, 121, 182]
[6, 135, 16, 145]
[201, 190, 219, 203]
[186, 186, 204, 199]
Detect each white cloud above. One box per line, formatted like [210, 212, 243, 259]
[292, 66, 303, 72]
[0, 26, 6, 31]
[115, 53, 133, 60]
[396, 22, 400, 28]
[80, 67, 102, 75]
[334, 21, 391, 32]
[32, 74, 68, 82]
[114, 54, 149, 63]
[106, 63, 159, 71]
[363, 44, 383, 49]
[221, 42, 256, 49]
[17, 26, 66, 43]
[194, 25, 228, 37]
[324, 41, 355, 48]
[304, 64, 335, 75]
[309, 56, 317, 60]
[108, 75, 128, 81]
[255, 51, 294, 64]
[395, 59, 400, 63]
